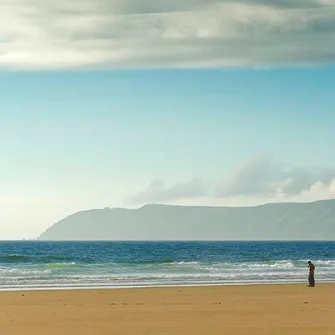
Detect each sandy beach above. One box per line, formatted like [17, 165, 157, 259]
[0, 284, 334, 335]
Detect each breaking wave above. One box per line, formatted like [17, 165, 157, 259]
[0, 241, 334, 290]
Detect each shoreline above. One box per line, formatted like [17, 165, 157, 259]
[1, 279, 334, 292]
[0, 283, 334, 334]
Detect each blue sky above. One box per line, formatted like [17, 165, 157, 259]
[1, 0, 335, 239]
[2, 67, 335, 181]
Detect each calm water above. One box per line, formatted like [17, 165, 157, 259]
[0, 241, 334, 290]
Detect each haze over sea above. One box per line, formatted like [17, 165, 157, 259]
[1, 241, 334, 290]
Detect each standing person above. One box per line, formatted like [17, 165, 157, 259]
[307, 261, 315, 287]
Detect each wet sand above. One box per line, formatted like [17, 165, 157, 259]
[0, 284, 334, 334]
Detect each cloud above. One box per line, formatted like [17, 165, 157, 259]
[0, 0, 334, 69]
[215, 153, 335, 198]
[130, 178, 210, 203]
[129, 154, 335, 204]
[215, 154, 285, 197]
[299, 178, 335, 200]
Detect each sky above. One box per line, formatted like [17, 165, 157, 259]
[1, 0, 335, 239]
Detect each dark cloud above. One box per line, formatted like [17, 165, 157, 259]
[0, 0, 334, 69]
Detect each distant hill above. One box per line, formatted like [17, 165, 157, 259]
[38, 200, 335, 240]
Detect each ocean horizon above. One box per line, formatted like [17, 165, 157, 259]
[0, 241, 334, 291]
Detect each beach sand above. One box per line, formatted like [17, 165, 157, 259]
[0, 284, 334, 334]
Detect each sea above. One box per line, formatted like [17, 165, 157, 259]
[0, 241, 334, 291]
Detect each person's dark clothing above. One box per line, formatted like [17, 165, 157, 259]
[308, 274, 315, 287]
[308, 262, 315, 287]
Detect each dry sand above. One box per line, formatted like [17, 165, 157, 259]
[0, 284, 334, 334]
